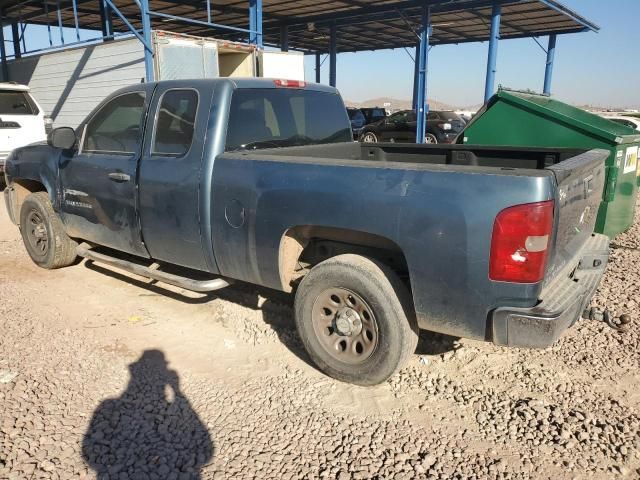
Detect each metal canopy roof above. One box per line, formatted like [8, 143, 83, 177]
[1, 0, 599, 53]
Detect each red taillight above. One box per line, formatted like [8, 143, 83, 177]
[489, 200, 554, 283]
[273, 79, 306, 88]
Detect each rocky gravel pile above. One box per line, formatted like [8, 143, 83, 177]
[1, 200, 640, 479]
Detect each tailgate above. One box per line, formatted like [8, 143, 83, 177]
[545, 149, 608, 279]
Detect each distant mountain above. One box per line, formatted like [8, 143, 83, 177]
[345, 97, 456, 111]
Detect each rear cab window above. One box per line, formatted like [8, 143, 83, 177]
[152, 89, 199, 157]
[225, 88, 351, 151]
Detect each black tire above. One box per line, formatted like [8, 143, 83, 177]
[294, 254, 418, 385]
[0, 175, 6, 191]
[425, 133, 438, 144]
[19, 192, 77, 269]
[360, 131, 378, 143]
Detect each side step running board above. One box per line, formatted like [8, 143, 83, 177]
[76, 245, 232, 293]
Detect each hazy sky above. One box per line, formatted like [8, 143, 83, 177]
[5, 0, 638, 109]
[304, 0, 640, 108]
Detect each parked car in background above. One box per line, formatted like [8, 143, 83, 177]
[455, 110, 476, 123]
[601, 115, 640, 132]
[359, 109, 465, 144]
[347, 107, 366, 139]
[0, 83, 49, 188]
[360, 107, 387, 125]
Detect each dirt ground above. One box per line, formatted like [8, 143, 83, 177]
[1, 196, 639, 480]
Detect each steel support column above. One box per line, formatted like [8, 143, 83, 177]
[140, 0, 154, 82]
[484, 3, 501, 103]
[280, 24, 288, 51]
[11, 23, 21, 59]
[543, 34, 557, 95]
[0, 22, 8, 81]
[99, 0, 114, 40]
[249, 0, 263, 47]
[415, 6, 431, 144]
[315, 53, 321, 83]
[412, 42, 419, 110]
[329, 23, 337, 87]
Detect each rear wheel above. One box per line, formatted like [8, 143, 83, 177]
[361, 132, 378, 143]
[425, 133, 438, 144]
[19, 192, 77, 269]
[294, 254, 418, 385]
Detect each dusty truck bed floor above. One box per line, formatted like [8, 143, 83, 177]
[0, 196, 639, 480]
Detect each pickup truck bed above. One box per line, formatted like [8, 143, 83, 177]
[3, 78, 610, 385]
[215, 142, 608, 345]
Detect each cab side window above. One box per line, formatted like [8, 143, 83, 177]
[153, 89, 199, 157]
[83, 92, 145, 154]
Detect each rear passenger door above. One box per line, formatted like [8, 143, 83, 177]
[138, 82, 213, 271]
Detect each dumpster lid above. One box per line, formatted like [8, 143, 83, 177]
[491, 89, 640, 145]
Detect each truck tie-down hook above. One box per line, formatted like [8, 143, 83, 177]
[583, 307, 632, 333]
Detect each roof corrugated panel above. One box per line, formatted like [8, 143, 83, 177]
[1, 0, 598, 53]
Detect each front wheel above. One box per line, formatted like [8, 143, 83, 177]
[294, 254, 418, 385]
[361, 131, 378, 143]
[425, 133, 438, 144]
[19, 192, 78, 269]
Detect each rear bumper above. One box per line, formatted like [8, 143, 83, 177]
[491, 233, 609, 348]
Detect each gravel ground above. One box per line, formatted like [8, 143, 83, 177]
[1, 198, 639, 480]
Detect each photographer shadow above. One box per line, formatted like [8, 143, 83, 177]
[82, 350, 213, 479]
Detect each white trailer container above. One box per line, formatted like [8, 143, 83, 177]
[259, 51, 305, 81]
[5, 31, 275, 128]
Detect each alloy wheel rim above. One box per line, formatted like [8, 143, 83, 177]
[26, 210, 49, 256]
[311, 287, 379, 364]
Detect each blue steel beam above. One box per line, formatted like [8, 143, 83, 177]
[102, 0, 152, 53]
[0, 17, 8, 81]
[411, 41, 418, 110]
[249, 0, 263, 46]
[56, 0, 65, 44]
[43, 0, 53, 46]
[315, 53, 320, 83]
[543, 33, 556, 95]
[415, 5, 430, 144]
[11, 23, 21, 58]
[483, 2, 501, 103]
[71, 0, 80, 41]
[280, 24, 288, 51]
[139, 0, 153, 81]
[329, 23, 336, 87]
[300, 26, 591, 54]
[149, 10, 255, 35]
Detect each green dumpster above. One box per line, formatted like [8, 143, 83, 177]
[460, 88, 640, 238]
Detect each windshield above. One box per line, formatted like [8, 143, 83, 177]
[226, 88, 352, 151]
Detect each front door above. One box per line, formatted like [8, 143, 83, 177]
[58, 87, 154, 257]
[381, 111, 411, 142]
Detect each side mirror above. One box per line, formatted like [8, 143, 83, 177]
[48, 127, 77, 150]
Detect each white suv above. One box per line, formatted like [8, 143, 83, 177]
[0, 83, 49, 186]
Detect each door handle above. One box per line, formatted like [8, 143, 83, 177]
[108, 172, 131, 182]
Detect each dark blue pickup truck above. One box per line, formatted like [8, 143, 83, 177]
[3, 78, 610, 385]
